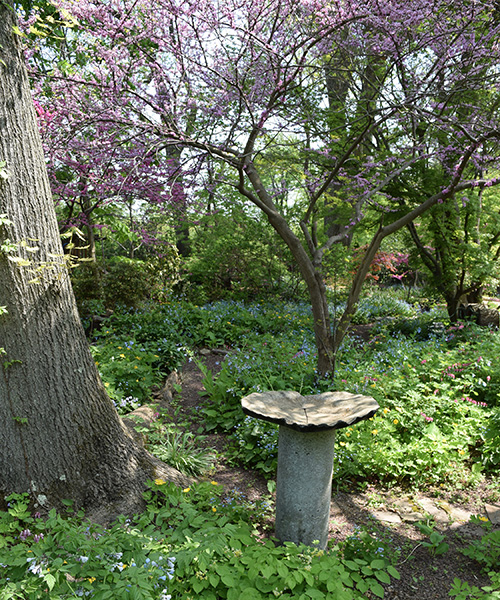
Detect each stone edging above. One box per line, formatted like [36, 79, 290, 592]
[335, 493, 500, 530]
[121, 369, 181, 444]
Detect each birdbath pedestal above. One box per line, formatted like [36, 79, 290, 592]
[241, 390, 379, 549]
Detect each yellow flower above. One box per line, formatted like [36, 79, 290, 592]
[117, 347, 122, 350]
[345, 432, 351, 437]
[383, 408, 390, 414]
[210, 481, 218, 485]
[104, 382, 110, 387]
[212, 507, 217, 512]
[339, 441, 346, 446]
[134, 365, 138, 369]
[478, 516, 489, 522]
[154, 478, 166, 486]
[393, 419, 399, 425]
[120, 354, 125, 358]
[135, 356, 142, 360]
[371, 429, 378, 435]
[88, 577, 96, 584]
[183, 487, 191, 493]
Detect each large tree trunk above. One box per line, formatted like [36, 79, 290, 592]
[0, 2, 188, 516]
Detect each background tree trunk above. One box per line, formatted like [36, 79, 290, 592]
[0, 1, 188, 516]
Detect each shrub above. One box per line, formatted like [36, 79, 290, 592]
[480, 409, 500, 468]
[89, 296, 499, 488]
[72, 253, 180, 317]
[0, 492, 176, 600]
[102, 257, 154, 308]
[195, 301, 498, 488]
[183, 209, 303, 303]
[90, 337, 170, 409]
[461, 518, 500, 573]
[142, 480, 400, 600]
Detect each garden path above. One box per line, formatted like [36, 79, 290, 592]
[171, 351, 499, 600]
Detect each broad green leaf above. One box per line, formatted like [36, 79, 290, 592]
[375, 570, 391, 584]
[369, 581, 385, 598]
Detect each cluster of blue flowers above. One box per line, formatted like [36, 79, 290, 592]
[25, 551, 176, 599]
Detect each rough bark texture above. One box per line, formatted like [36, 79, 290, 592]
[0, 1, 188, 517]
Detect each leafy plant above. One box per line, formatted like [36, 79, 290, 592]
[142, 480, 400, 600]
[480, 409, 500, 468]
[342, 525, 399, 565]
[416, 521, 449, 557]
[84, 295, 499, 489]
[0, 214, 16, 258]
[461, 524, 500, 572]
[449, 572, 500, 600]
[90, 337, 173, 410]
[230, 416, 278, 477]
[0, 481, 401, 600]
[0, 493, 176, 600]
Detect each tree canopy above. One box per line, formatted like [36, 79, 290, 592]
[23, 0, 500, 374]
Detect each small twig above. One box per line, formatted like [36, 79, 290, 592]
[397, 543, 423, 565]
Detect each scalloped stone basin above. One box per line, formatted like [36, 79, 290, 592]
[241, 390, 378, 431]
[241, 390, 379, 549]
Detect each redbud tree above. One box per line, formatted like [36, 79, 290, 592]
[30, 0, 500, 376]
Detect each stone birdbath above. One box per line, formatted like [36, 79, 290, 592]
[241, 390, 379, 549]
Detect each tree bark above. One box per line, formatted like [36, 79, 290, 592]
[0, 1, 188, 516]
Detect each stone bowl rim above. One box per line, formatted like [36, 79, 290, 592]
[241, 389, 379, 432]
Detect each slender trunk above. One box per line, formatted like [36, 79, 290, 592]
[243, 163, 336, 376]
[333, 229, 384, 352]
[83, 206, 97, 262]
[445, 292, 461, 323]
[270, 214, 335, 376]
[309, 273, 335, 377]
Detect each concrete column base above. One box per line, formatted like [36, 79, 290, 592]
[275, 425, 335, 549]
